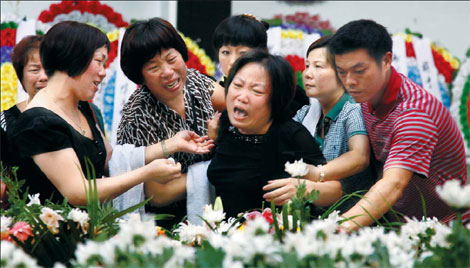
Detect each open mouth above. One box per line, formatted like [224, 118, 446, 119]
[164, 78, 180, 90]
[233, 106, 248, 119]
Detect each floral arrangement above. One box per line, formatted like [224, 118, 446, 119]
[393, 30, 460, 108]
[450, 49, 470, 164]
[0, 20, 18, 111]
[180, 32, 216, 77]
[264, 12, 334, 35]
[262, 12, 335, 90]
[1, 159, 469, 267]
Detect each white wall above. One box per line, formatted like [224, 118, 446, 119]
[2, 1, 469, 60]
[232, 1, 470, 60]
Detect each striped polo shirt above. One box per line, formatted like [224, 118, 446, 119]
[362, 67, 467, 222]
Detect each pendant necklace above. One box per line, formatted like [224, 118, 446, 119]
[47, 92, 87, 136]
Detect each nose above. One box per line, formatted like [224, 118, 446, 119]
[235, 88, 249, 104]
[98, 64, 106, 78]
[160, 64, 173, 80]
[228, 54, 238, 72]
[38, 69, 48, 82]
[303, 66, 313, 80]
[343, 73, 356, 87]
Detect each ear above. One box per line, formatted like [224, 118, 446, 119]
[382, 51, 393, 70]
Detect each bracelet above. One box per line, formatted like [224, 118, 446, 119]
[317, 164, 325, 182]
[161, 140, 170, 158]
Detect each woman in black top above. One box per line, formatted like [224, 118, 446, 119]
[1, 35, 48, 167]
[8, 21, 210, 206]
[207, 50, 326, 218]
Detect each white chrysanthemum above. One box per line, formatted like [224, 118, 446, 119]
[207, 232, 230, 249]
[53, 262, 67, 268]
[243, 216, 271, 235]
[430, 221, 452, 248]
[284, 158, 309, 177]
[380, 231, 414, 268]
[68, 208, 89, 233]
[163, 246, 196, 268]
[117, 213, 156, 249]
[75, 240, 103, 265]
[26, 193, 41, 206]
[217, 217, 240, 235]
[174, 221, 211, 245]
[400, 216, 442, 246]
[1, 241, 40, 268]
[436, 179, 470, 208]
[39, 207, 64, 234]
[1, 215, 13, 232]
[202, 204, 226, 224]
[223, 232, 253, 261]
[141, 235, 177, 256]
[223, 256, 244, 268]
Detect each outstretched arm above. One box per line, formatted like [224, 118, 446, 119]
[339, 167, 413, 231]
[144, 130, 214, 164]
[33, 148, 181, 206]
[305, 134, 370, 182]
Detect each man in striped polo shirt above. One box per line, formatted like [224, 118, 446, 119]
[328, 19, 467, 231]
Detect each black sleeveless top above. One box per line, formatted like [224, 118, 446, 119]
[8, 101, 107, 204]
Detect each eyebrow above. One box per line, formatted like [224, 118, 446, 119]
[336, 62, 365, 70]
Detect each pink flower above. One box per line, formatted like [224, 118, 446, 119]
[8, 222, 32, 242]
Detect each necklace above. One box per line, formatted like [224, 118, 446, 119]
[46, 92, 87, 136]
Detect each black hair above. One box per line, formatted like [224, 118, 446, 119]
[40, 21, 110, 78]
[120, 17, 188, 85]
[225, 49, 295, 122]
[212, 14, 269, 55]
[12, 35, 43, 89]
[328, 19, 392, 63]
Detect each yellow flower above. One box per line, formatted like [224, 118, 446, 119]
[1, 63, 18, 111]
[450, 58, 460, 70]
[107, 29, 119, 42]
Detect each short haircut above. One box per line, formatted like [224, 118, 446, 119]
[306, 35, 343, 86]
[12, 35, 43, 89]
[120, 17, 188, 85]
[212, 14, 269, 54]
[225, 49, 295, 122]
[328, 19, 392, 63]
[306, 35, 334, 65]
[40, 21, 110, 78]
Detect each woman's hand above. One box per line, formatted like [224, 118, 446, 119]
[207, 111, 221, 141]
[263, 178, 309, 206]
[167, 130, 214, 154]
[145, 158, 182, 184]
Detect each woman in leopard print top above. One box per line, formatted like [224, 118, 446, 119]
[118, 17, 224, 229]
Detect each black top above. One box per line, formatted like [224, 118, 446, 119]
[8, 101, 107, 204]
[207, 112, 326, 218]
[1, 105, 21, 167]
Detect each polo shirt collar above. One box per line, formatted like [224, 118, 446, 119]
[367, 66, 402, 119]
[326, 92, 350, 121]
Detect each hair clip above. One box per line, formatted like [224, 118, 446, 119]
[241, 13, 262, 23]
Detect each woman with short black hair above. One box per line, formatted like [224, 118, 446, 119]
[117, 17, 225, 228]
[207, 50, 326, 218]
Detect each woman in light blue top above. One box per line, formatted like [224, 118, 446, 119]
[264, 36, 376, 213]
